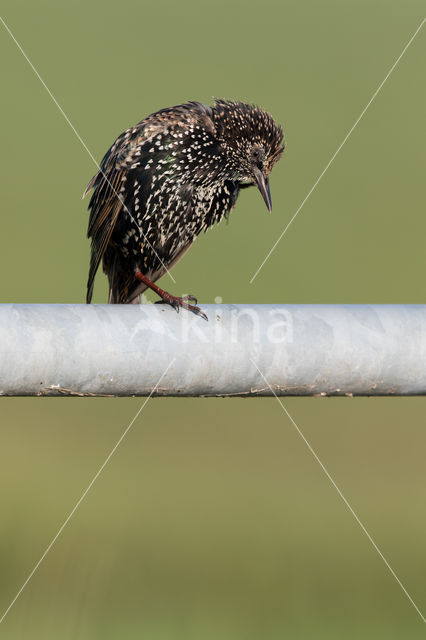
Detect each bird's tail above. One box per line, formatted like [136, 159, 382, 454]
[105, 253, 145, 304]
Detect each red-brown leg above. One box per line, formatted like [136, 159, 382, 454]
[134, 271, 208, 321]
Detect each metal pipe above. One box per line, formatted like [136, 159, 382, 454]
[0, 304, 425, 397]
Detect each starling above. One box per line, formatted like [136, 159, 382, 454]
[84, 99, 284, 319]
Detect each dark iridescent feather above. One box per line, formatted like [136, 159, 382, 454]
[85, 99, 284, 308]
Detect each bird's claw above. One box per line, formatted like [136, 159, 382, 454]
[156, 294, 208, 321]
[185, 303, 208, 321]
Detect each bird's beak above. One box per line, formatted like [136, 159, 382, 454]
[253, 167, 272, 212]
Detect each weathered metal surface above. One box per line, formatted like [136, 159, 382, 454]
[0, 304, 425, 396]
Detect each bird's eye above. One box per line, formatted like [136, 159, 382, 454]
[251, 146, 264, 162]
[251, 147, 264, 168]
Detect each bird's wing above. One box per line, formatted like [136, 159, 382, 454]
[84, 102, 216, 303]
[84, 124, 151, 303]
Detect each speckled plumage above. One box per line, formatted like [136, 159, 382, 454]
[85, 99, 284, 314]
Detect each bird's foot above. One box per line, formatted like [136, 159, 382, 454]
[134, 271, 208, 320]
[155, 293, 208, 321]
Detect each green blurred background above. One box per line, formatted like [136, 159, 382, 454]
[1, 0, 425, 637]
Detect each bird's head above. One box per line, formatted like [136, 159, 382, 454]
[213, 99, 285, 212]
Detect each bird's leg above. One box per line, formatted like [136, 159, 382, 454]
[134, 271, 208, 321]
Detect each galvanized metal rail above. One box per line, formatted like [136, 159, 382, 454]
[0, 304, 425, 397]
